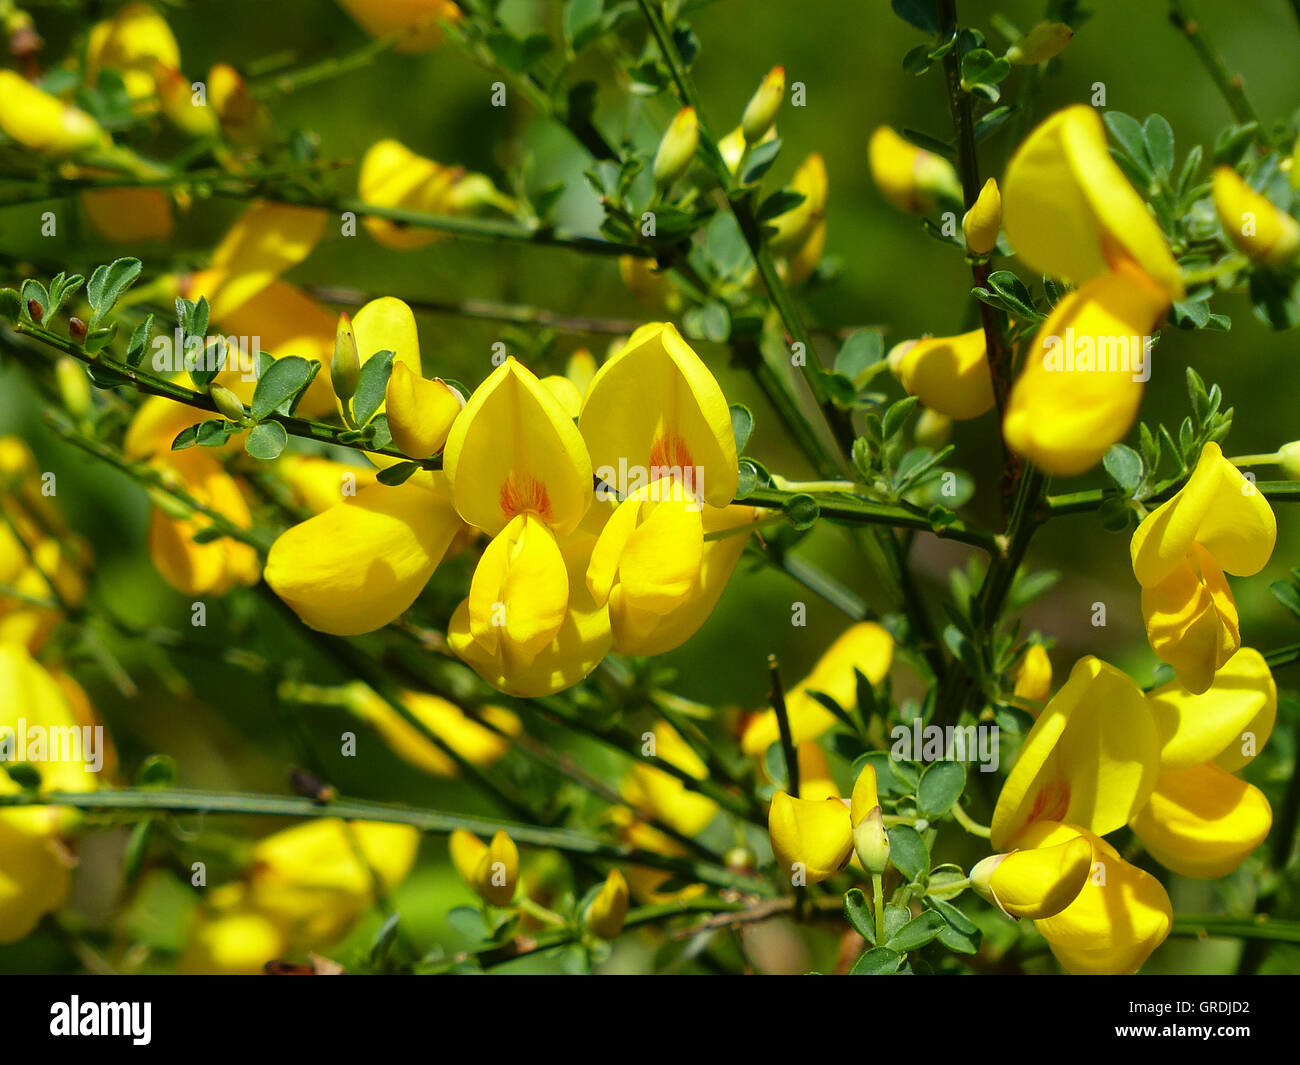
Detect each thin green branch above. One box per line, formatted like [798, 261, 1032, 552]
[767, 654, 799, 798]
[0, 788, 767, 894]
[1168, 1, 1265, 130]
[1172, 913, 1300, 944]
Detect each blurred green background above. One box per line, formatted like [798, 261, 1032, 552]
[1, 0, 1298, 973]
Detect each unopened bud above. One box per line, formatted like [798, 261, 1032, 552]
[853, 805, 890, 875]
[1280, 441, 1300, 480]
[68, 316, 87, 342]
[962, 177, 1002, 255]
[742, 66, 785, 145]
[331, 313, 360, 400]
[26, 299, 43, 324]
[653, 106, 699, 189]
[1005, 21, 1074, 65]
[914, 407, 952, 449]
[969, 853, 1007, 910]
[209, 382, 246, 423]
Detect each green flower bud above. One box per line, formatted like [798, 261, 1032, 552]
[331, 312, 360, 401]
[653, 106, 699, 189]
[853, 805, 890, 876]
[1006, 21, 1074, 65]
[1279, 441, 1300, 480]
[741, 66, 785, 145]
[209, 382, 246, 424]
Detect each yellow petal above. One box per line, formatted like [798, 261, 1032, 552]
[1212, 165, 1300, 266]
[797, 741, 841, 803]
[604, 502, 757, 656]
[264, 478, 462, 635]
[85, 2, 180, 96]
[358, 139, 458, 248]
[1131, 441, 1277, 587]
[0, 71, 107, 154]
[444, 357, 593, 537]
[467, 514, 569, 663]
[962, 177, 1002, 255]
[849, 763, 880, 826]
[350, 295, 424, 393]
[1003, 267, 1168, 476]
[1027, 822, 1172, 974]
[768, 152, 828, 251]
[895, 328, 995, 420]
[742, 621, 894, 756]
[767, 791, 853, 884]
[448, 501, 613, 696]
[335, 0, 460, 53]
[621, 721, 718, 837]
[971, 832, 1092, 919]
[352, 687, 519, 777]
[0, 814, 72, 944]
[1131, 763, 1271, 879]
[199, 203, 327, 320]
[1001, 105, 1183, 298]
[386, 364, 462, 458]
[1140, 544, 1239, 695]
[868, 126, 961, 212]
[449, 829, 488, 885]
[1012, 643, 1053, 708]
[990, 657, 1159, 850]
[276, 455, 378, 514]
[587, 869, 630, 938]
[580, 322, 738, 507]
[473, 830, 519, 906]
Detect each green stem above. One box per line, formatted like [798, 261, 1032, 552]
[768, 654, 800, 798]
[1168, 1, 1265, 130]
[871, 873, 886, 945]
[1045, 479, 1300, 517]
[1171, 914, 1300, 944]
[0, 787, 767, 894]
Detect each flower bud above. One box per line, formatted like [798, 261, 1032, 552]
[385, 362, 463, 458]
[742, 66, 785, 145]
[154, 62, 220, 139]
[1013, 643, 1053, 707]
[868, 126, 961, 213]
[962, 177, 1002, 255]
[970, 833, 1093, 919]
[1280, 441, 1300, 480]
[653, 106, 699, 189]
[55, 356, 91, 419]
[68, 317, 87, 343]
[331, 313, 360, 401]
[209, 382, 247, 423]
[209, 63, 274, 150]
[450, 828, 519, 906]
[1212, 166, 1300, 266]
[853, 806, 890, 875]
[0, 70, 108, 155]
[587, 869, 630, 939]
[1005, 21, 1074, 65]
[26, 299, 43, 324]
[914, 407, 952, 449]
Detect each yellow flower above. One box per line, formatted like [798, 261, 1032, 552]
[609, 810, 705, 904]
[85, 2, 180, 101]
[1000, 106, 1185, 475]
[1001, 105, 1183, 299]
[969, 831, 1093, 919]
[769, 153, 829, 285]
[579, 323, 746, 655]
[850, 765, 889, 874]
[1130, 443, 1276, 693]
[443, 357, 607, 695]
[247, 819, 418, 944]
[621, 721, 719, 837]
[147, 450, 261, 597]
[179, 884, 287, 974]
[742, 622, 894, 756]
[335, 0, 461, 53]
[1005, 21, 1074, 65]
[1130, 648, 1275, 878]
[351, 685, 521, 778]
[767, 791, 853, 885]
[0, 439, 89, 652]
[587, 869, 630, 939]
[190, 201, 327, 322]
[1017, 822, 1172, 974]
[0, 71, 108, 154]
[1012, 642, 1052, 707]
[990, 656, 1160, 852]
[889, 329, 995, 420]
[208, 63, 274, 151]
[0, 646, 112, 943]
[358, 139, 510, 249]
[868, 126, 961, 213]
[653, 107, 699, 188]
[275, 455, 378, 514]
[266, 475, 464, 635]
[1212, 166, 1300, 266]
[385, 363, 463, 459]
[449, 828, 519, 906]
[962, 177, 1001, 255]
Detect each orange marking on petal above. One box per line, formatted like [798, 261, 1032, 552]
[499, 473, 553, 523]
[649, 433, 694, 480]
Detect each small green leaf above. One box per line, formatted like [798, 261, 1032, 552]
[1143, 114, 1175, 178]
[0, 287, 21, 322]
[850, 946, 901, 975]
[783, 493, 820, 531]
[741, 138, 782, 185]
[844, 888, 876, 944]
[244, 420, 288, 460]
[834, 331, 884, 382]
[887, 824, 929, 882]
[1270, 580, 1300, 620]
[730, 403, 754, 453]
[251, 355, 316, 420]
[87, 257, 142, 328]
[352, 350, 395, 426]
[377, 460, 421, 486]
[1103, 443, 1144, 493]
[917, 760, 966, 818]
[885, 909, 946, 952]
